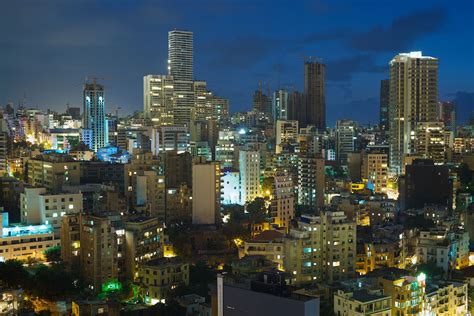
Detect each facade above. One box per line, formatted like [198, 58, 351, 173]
[138, 257, 190, 303]
[297, 155, 325, 209]
[239, 150, 261, 203]
[192, 161, 221, 225]
[252, 89, 272, 115]
[336, 119, 357, 164]
[438, 101, 456, 132]
[380, 274, 426, 316]
[389, 52, 438, 173]
[20, 187, 82, 234]
[0, 212, 59, 261]
[269, 171, 295, 230]
[273, 89, 289, 121]
[60, 214, 81, 270]
[415, 121, 446, 164]
[361, 152, 388, 194]
[379, 79, 389, 130]
[83, 81, 107, 152]
[334, 289, 391, 316]
[168, 30, 193, 81]
[143, 74, 174, 126]
[275, 120, 299, 154]
[80, 215, 118, 292]
[304, 60, 325, 130]
[284, 212, 356, 285]
[425, 281, 468, 316]
[27, 155, 80, 192]
[399, 159, 452, 211]
[157, 126, 190, 153]
[220, 169, 241, 205]
[123, 217, 164, 281]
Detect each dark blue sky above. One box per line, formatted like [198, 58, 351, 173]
[1, 0, 473, 126]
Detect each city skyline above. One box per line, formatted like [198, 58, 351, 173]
[0, 0, 473, 126]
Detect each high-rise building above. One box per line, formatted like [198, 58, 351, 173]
[168, 30, 193, 81]
[239, 150, 261, 203]
[361, 152, 388, 194]
[415, 121, 446, 164]
[288, 91, 304, 126]
[80, 214, 118, 292]
[192, 160, 221, 225]
[252, 89, 272, 115]
[27, 155, 80, 193]
[83, 81, 107, 152]
[168, 30, 194, 127]
[379, 79, 389, 130]
[304, 60, 325, 130]
[398, 159, 452, 211]
[269, 171, 294, 230]
[284, 212, 356, 284]
[143, 75, 174, 126]
[275, 120, 299, 154]
[389, 51, 438, 173]
[272, 89, 289, 121]
[438, 101, 456, 132]
[297, 155, 325, 209]
[336, 119, 357, 164]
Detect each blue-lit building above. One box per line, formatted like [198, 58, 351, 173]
[96, 146, 130, 164]
[0, 212, 58, 261]
[83, 81, 108, 152]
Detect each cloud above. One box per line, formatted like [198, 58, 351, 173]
[326, 54, 386, 81]
[349, 7, 447, 52]
[208, 36, 284, 69]
[328, 97, 379, 126]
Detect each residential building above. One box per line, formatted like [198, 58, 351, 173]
[80, 214, 118, 292]
[221, 168, 241, 205]
[334, 289, 391, 316]
[389, 52, 438, 173]
[143, 74, 174, 126]
[60, 214, 81, 270]
[380, 274, 426, 316]
[425, 281, 468, 316]
[192, 160, 221, 225]
[123, 217, 164, 281]
[275, 120, 298, 154]
[0, 212, 59, 261]
[273, 89, 289, 121]
[297, 155, 325, 209]
[26, 154, 80, 192]
[138, 257, 190, 303]
[239, 150, 261, 203]
[361, 152, 388, 194]
[269, 171, 295, 230]
[336, 119, 357, 164]
[284, 212, 356, 285]
[415, 121, 446, 164]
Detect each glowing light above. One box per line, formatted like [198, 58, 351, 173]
[417, 272, 426, 282]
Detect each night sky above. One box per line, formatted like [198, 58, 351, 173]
[1, 0, 473, 126]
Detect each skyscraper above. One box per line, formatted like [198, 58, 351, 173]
[168, 30, 194, 127]
[336, 119, 357, 164]
[239, 150, 261, 203]
[83, 81, 107, 152]
[389, 52, 438, 173]
[252, 89, 272, 115]
[143, 75, 174, 126]
[304, 60, 325, 130]
[168, 30, 193, 81]
[379, 79, 389, 130]
[438, 101, 456, 132]
[272, 89, 289, 121]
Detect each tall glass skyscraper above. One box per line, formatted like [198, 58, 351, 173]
[168, 30, 193, 82]
[83, 80, 106, 152]
[168, 30, 194, 126]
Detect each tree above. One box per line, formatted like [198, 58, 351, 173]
[246, 197, 268, 225]
[0, 260, 29, 288]
[44, 245, 61, 262]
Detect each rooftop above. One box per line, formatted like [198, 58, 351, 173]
[352, 290, 389, 303]
[2, 224, 54, 238]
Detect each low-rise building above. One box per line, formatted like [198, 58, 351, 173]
[138, 257, 190, 303]
[425, 281, 468, 316]
[0, 212, 59, 261]
[334, 289, 391, 316]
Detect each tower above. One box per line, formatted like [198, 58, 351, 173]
[83, 80, 106, 152]
[389, 52, 438, 174]
[304, 59, 326, 130]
